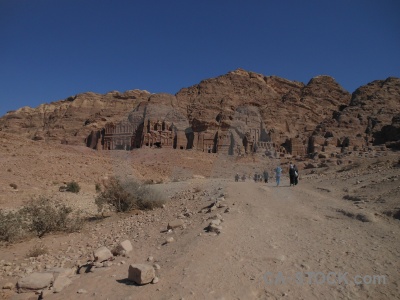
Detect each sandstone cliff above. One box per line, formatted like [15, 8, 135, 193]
[310, 77, 400, 152]
[0, 90, 151, 145]
[0, 69, 398, 156]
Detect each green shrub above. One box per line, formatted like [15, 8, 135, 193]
[66, 181, 80, 193]
[95, 177, 166, 213]
[21, 197, 84, 238]
[0, 210, 29, 243]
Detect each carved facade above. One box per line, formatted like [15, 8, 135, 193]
[103, 119, 178, 150]
[99, 117, 305, 156]
[103, 121, 141, 150]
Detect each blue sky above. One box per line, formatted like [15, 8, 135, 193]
[0, 0, 399, 117]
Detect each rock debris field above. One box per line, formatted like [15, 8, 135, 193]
[0, 133, 399, 300]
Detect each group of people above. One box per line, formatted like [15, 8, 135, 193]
[234, 162, 299, 187]
[274, 162, 299, 186]
[234, 173, 247, 182]
[234, 170, 269, 183]
[253, 170, 269, 183]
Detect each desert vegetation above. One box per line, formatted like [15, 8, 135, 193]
[65, 181, 81, 193]
[95, 177, 166, 213]
[0, 196, 83, 243]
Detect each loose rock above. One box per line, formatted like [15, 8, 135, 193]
[17, 272, 54, 293]
[93, 246, 113, 262]
[128, 264, 155, 285]
[167, 219, 184, 230]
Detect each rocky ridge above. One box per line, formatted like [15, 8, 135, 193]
[0, 69, 399, 155]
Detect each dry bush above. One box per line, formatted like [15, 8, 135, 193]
[95, 183, 102, 193]
[95, 177, 166, 213]
[0, 210, 29, 243]
[193, 186, 202, 193]
[135, 184, 166, 210]
[21, 197, 84, 238]
[66, 181, 80, 193]
[26, 243, 49, 258]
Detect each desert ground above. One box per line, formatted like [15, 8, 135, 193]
[0, 132, 399, 300]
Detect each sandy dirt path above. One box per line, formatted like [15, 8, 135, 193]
[45, 178, 399, 300]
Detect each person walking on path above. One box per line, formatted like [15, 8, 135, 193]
[254, 173, 259, 183]
[263, 170, 269, 183]
[294, 165, 299, 185]
[275, 165, 282, 186]
[289, 162, 296, 186]
[235, 173, 240, 182]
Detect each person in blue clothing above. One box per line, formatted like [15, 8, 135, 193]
[275, 165, 282, 186]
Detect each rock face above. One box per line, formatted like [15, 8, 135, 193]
[175, 70, 350, 152]
[0, 90, 151, 145]
[310, 77, 400, 153]
[0, 69, 398, 156]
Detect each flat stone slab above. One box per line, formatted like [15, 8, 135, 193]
[17, 272, 53, 292]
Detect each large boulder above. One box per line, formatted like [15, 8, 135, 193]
[17, 272, 53, 292]
[128, 264, 155, 285]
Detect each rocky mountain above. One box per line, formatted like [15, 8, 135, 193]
[311, 77, 400, 152]
[0, 90, 151, 145]
[0, 69, 399, 155]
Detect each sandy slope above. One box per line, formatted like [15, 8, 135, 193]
[7, 177, 395, 300]
[1, 132, 399, 300]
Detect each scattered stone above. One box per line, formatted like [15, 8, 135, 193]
[147, 256, 154, 262]
[207, 223, 222, 234]
[153, 264, 161, 270]
[2, 282, 14, 290]
[209, 219, 221, 226]
[128, 264, 155, 285]
[165, 237, 175, 243]
[103, 261, 113, 268]
[52, 275, 72, 293]
[152, 276, 159, 284]
[114, 240, 133, 256]
[17, 272, 54, 293]
[208, 205, 217, 213]
[77, 289, 87, 294]
[167, 219, 184, 230]
[93, 246, 113, 262]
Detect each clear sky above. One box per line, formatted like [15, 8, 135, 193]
[0, 0, 399, 117]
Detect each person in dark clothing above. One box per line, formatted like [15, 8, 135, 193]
[289, 163, 296, 186]
[263, 170, 269, 183]
[235, 173, 240, 182]
[294, 165, 299, 185]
